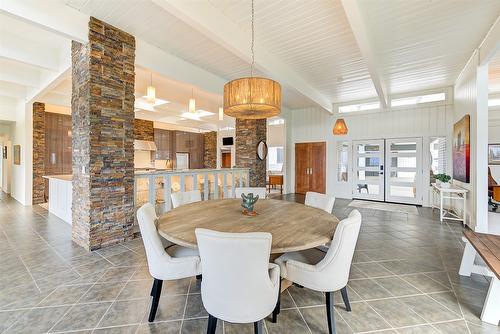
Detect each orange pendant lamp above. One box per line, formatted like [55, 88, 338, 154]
[333, 118, 348, 135]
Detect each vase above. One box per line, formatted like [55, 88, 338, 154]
[441, 182, 450, 189]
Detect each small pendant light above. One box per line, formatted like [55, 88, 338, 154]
[146, 72, 156, 104]
[333, 118, 348, 135]
[189, 88, 196, 113]
[218, 107, 224, 121]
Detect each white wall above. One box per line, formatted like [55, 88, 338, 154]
[217, 129, 236, 168]
[0, 97, 32, 205]
[284, 104, 453, 205]
[453, 51, 489, 231]
[489, 113, 500, 184]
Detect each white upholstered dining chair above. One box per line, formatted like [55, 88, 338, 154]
[195, 228, 280, 334]
[274, 210, 362, 334]
[171, 190, 202, 209]
[305, 191, 336, 213]
[235, 187, 267, 199]
[137, 203, 201, 322]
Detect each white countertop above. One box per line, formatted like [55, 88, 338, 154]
[43, 174, 72, 182]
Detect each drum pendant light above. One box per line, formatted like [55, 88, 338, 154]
[223, 0, 281, 119]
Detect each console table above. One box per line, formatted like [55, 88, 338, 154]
[431, 183, 468, 225]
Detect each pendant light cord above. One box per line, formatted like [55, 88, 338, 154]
[250, 0, 255, 79]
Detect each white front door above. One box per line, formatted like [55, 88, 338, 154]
[385, 138, 423, 205]
[352, 140, 385, 201]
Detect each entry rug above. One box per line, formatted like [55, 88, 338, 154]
[348, 200, 418, 215]
[38, 202, 49, 210]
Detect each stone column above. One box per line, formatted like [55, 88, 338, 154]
[235, 119, 266, 187]
[203, 131, 217, 168]
[32, 102, 45, 204]
[134, 119, 154, 141]
[71, 17, 135, 251]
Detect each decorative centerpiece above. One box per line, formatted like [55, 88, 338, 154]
[241, 193, 259, 216]
[435, 173, 452, 188]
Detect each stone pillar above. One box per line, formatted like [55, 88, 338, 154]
[32, 102, 45, 204]
[71, 17, 136, 251]
[134, 119, 154, 141]
[203, 131, 217, 169]
[235, 119, 266, 187]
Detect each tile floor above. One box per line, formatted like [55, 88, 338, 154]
[0, 192, 499, 334]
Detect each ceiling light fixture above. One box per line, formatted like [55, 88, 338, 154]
[223, 0, 281, 119]
[146, 72, 156, 104]
[189, 88, 196, 113]
[219, 107, 224, 121]
[333, 118, 348, 135]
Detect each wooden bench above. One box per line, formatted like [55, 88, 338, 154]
[459, 229, 500, 325]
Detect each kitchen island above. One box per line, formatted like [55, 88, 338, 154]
[43, 175, 72, 224]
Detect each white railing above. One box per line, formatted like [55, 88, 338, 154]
[134, 168, 250, 215]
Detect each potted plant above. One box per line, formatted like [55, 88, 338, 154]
[435, 173, 452, 188]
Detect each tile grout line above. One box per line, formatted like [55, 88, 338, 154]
[178, 277, 193, 334]
[44, 269, 109, 333]
[91, 266, 141, 333]
[286, 288, 313, 334]
[1, 230, 42, 293]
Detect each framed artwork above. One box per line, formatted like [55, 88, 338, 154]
[489, 144, 500, 165]
[2, 146, 6, 159]
[13, 145, 20, 165]
[452, 115, 470, 183]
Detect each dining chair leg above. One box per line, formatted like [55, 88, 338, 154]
[207, 314, 218, 334]
[326, 291, 336, 334]
[148, 279, 163, 322]
[254, 320, 263, 334]
[340, 286, 351, 312]
[272, 280, 281, 323]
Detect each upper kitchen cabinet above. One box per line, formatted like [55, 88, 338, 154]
[154, 129, 204, 169]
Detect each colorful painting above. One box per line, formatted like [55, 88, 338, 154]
[452, 115, 470, 183]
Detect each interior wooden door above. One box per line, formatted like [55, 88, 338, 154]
[221, 152, 231, 168]
[310, 142, 326, 193]
[295, 143, 310, 194]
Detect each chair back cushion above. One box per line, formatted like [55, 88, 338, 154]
[137, 203, 170, 278]
[305, 192, 335, 213]
[195, 228, 278, 323]
[315, 210, 362, 290]
[235, 187, 267, 199]
[137, 203, 200, 280]
[171, 190, 202, 208]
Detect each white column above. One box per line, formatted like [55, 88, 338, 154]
[475, 63, 489, 232]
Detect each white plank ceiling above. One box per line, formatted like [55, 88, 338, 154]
[58, 0, 500, 109]
[358, 0, 500, 96]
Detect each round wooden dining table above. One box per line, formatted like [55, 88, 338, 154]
[157, 199, 339, 254]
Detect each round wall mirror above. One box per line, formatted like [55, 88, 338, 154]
[257, 140, 268, 160]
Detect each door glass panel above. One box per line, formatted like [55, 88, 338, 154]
[357, 144, 380, 154]
[389, 185, 416, 198]
[356, 170, 379, 182]
[389, 171, 416, 183]
[358, 157, 380, 167]
[337, 142, 349, 182]
[390, 142, 417, 153]
[390, 156, 416, 168]
[355, 183, 380, 195]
